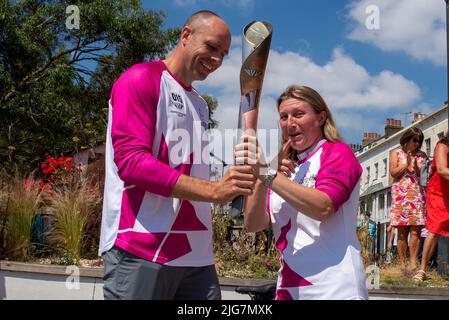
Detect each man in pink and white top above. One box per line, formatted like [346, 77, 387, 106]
[99, 10, 256, 300]
[236, 85, 368, 300]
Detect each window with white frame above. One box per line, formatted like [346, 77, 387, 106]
[387, 192, 392, 210]
[425, 138, 431, 157]
[374, 163, 378, 180]
[382, 158, 387, 177]
[366, 167, 370, 184]
[379, 194, 385, 220]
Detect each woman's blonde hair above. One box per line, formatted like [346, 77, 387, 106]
[277, 85, 343, 159]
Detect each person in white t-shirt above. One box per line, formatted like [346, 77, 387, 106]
[235, 85, 368, 300]
[99, 10, 256, 300]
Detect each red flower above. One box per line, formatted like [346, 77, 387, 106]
[48, 158, 57, 167]
[40, 154, 80, 184]
[43, 167, 54, 175]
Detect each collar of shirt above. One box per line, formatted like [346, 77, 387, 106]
[297, 139, 327, 161]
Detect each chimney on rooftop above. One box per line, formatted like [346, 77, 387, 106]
[384, 118, 403, 138]
[362, 132, 382, 147]
[412, 112, 426, 123]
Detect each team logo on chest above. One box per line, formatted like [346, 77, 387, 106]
[170, 92, 187, 117]
[294, 167, 317, 188]
[299, 173, 317, 188]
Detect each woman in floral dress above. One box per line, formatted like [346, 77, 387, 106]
[389, 127, 426, 272]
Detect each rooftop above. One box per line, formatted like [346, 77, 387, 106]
[355, 103, 448, 158]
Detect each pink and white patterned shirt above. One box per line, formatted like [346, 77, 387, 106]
[268, 140, 368, 299]
[99, 61, 214, 267]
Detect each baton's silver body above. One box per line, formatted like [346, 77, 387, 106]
[230, 21, 272, 218]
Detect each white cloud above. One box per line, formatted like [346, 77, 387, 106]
[416, 102, 437, 115]
[346, 0, 446, 66]
[200, 45, 421, 113]
[196, 41, 422, 162]
[262, 47, 422, 110]
[334, 112, 379, 135]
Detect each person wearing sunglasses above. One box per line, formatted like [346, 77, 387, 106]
[389, 127, 427, 275]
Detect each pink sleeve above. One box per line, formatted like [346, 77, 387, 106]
[315, 142, 362, 212]
[111, 63, 181, 197]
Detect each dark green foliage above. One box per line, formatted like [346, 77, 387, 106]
[202, 94, 219, 129]
[0, 0, 180, 173]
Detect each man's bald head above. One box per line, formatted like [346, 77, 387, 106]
[184, 10, 220, 27]
[184, 10, 230, 36]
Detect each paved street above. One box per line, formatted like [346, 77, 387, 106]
[2, 261, 449, 300]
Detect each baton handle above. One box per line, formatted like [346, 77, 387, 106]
[230, 195, 244, 218]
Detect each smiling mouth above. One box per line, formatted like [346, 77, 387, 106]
[200, 62, 213, 72]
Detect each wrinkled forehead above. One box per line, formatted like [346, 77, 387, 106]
[195, 20, 231, 51]
[279, 98, 313, 112]
[193, 16, 228, 34]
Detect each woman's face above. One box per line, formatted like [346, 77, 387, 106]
[279, 98, 326, 153]
[405, 136, 421, 152]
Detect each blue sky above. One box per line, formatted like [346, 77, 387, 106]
[145, 0, 446, 155]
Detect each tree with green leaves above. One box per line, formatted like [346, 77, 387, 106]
[201, 94, 219, 129]
[0, 0, 180, 174]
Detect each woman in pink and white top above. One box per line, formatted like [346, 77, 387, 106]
[235, 85, 368, 300]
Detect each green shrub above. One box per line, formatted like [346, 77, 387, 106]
[357, 222, 370, 267]
[3, 174, 41, 261]
[49, 177, 101, 265]
[212, 208, 280, 280]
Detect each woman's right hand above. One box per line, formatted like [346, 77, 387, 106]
[276, 140, 297, 178]
[406, 152, 412, 166]
[406, 152, 417, 171]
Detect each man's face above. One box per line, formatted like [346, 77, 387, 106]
[183, 17, 231, 82]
